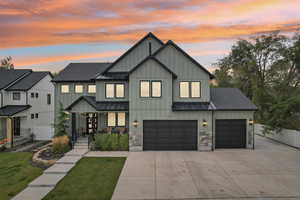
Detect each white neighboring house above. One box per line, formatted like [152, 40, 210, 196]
[0, 69, 54, 147]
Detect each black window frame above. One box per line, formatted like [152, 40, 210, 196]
[106, 112, 126, 127]
[75, 84, 84, 93]
[35, 93, 39, 98]
[47, 94, 51, 105]
[31, 114, 34, 119]
[12, 92, 21, 101]
[140, 80, 162, 98]
[87, 84, 96, 94]
[105, 83, 125, 99]
[35, 113, 39, 119]
[31, 93, 34, 98]
[179, 81, 201, 98]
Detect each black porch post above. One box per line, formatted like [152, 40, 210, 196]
[71, 113, 76, 143]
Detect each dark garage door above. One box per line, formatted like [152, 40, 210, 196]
[143, 120, 197, 150]
[215, 119, 246, 148]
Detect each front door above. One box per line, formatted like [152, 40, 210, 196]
[86, 113, 98, 134]
[13, 117, 21, 136]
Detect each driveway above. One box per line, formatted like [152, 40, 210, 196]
[112, 135, 300, 200]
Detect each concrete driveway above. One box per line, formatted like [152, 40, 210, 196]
[112, 135, 300, 200]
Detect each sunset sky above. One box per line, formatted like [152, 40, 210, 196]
[1, 0, 300, 72]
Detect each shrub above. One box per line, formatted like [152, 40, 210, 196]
[94, 134, 129, 151]
[52, 135, 70, 154]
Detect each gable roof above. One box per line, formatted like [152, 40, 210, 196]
[129, 56, 177, 78]
[65, 96, 129, 111]
[0, 69, 32, 90]
[102, 32, 164, 74]
[152, 40, 215, 79]
[211, 88, 258, 111]
[6, 72, 51, 91]
[52, 63, 111, 82]
[0, 105, 31, 116]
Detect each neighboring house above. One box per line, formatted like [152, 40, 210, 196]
[52, 32, 257, 151]
[0, 69, 54, 147]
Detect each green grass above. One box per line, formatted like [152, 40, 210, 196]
[43, 157, 126, 200]
[0, 152, 43, 200]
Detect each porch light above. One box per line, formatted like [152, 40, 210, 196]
[132, 120, 139, 127]
[249, 119, 254, 125]
[202, 119, 207, 127]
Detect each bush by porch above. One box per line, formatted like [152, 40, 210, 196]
[92, 133, 129, 151]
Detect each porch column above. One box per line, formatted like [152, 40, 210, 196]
[6, 117, 13, 148]
[71, 113, 77, 142]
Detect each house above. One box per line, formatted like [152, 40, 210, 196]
[0, 69, 54, 147]
[52, 32, 257, 151]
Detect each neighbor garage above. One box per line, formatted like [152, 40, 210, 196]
[143, 120, 197, 150]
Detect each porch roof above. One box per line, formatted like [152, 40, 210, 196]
[66, 96, 129, 112]
[172, 102, 213, 111]
[0, 105, 31, 116]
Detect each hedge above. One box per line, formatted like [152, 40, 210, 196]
[94, 134, 129, 151]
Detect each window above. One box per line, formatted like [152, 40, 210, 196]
[61, 85, 69, 93]
[105, 84, 114, 98]
[180, 81, 201, 98]
[31, 93, 34, 98]
[75, 85, 83, 93]
[35, 93, 39, 98]
[151, 81, 161, 97]
[12, 92, 21, 100]
[180, 82, 189, 98]
[117, 112, 126, 126]
[107, 112, 116, 127]
[47, 94, 51, 105]
[191, 82, 201, 98]
[140, 81, 150, 97]
[88, 85, 96, 93]
[35, 113, 39, 118]
[116, 84, 125, 98]
[31, 114, 34, 119]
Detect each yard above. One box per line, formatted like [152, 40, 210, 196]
[0, 152, 43, 200]
[43, 157, 126, 200]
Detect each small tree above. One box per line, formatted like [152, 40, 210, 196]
[1, 56, 14, 69]
[54, 102, 69, 137]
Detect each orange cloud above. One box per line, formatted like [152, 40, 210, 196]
[189, 49, 229, 56]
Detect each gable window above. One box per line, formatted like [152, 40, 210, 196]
[151, 81, 161, 97]
[88, 85, 96, 93]
[105, 84, 114, 98]
[35, 93, 39, 98]
[35, 113, 39, 119]
[31, 93, 34, 98]
[75, 85, 83, 93]
[107, 112, 126, 127]
[13, 92, 21, 100]
[31, 114, 34, 119]
[140, 81, 150, 97]
[47, 94, 51, 105]
[180, 81, 201, 98]
[61, 85, 69, 93]
[116, 84, 125, 98]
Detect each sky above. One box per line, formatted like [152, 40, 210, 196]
[0, 0, 300, 73]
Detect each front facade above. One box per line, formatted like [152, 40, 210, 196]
[0, 69, 54, 147]
[53, 33, 257, 151]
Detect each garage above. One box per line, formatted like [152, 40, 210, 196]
[215, 119, 246, 148]
[143, 120, 198, 150]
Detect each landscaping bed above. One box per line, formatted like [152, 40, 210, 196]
[43, 157, 126, 200]
[91, 133, 129, 151]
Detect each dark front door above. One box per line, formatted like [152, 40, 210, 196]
[215, 119, 246, 148]
[86, 113, 98, 134]
[143, 120, 198, 150]
[13, 117, 21, 136]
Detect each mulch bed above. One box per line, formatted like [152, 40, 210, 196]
[38, 147, 64, 160]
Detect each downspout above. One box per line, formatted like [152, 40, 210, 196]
[0, 90, 3, 107]
[210, 102, 216, 151]
[26, 91, 28, 105]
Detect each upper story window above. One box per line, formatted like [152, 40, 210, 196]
[75, 85, 83, 93]
[61, 85, 69, 93]
[105, 83, 125, 98]
[13, 92, 21, 100]
[88, 85, 96, 93]
[35, 93, 39, 98]
[140, 80, 161, 98]
[47, 94, 51, 105]
[31, 93, 34, 98]
[180, 81, 201, 98]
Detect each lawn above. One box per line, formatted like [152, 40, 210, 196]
[0, 152, 43, 200]
[43, 157, 126, 200]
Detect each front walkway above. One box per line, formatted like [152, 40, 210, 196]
[12, 138, 88, 200]
[112, 135, 300, 200]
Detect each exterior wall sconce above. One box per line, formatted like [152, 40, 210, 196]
[132, 120, 139, 127]
[249, 119, 254, 125]
[202, 119, 207, 127]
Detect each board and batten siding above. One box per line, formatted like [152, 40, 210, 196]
[109, 37, 163, 72]
[96, 81, 129, 102]
[129, 59, 213, 151]
[154, 45, 210, 102]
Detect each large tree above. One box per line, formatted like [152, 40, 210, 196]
[0, 56, 14, 69]
[214, 33, 300, 132]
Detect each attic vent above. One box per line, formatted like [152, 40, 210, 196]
[149, 42, 152, 55]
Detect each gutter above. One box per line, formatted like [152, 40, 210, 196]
[209, 102, 217, 151]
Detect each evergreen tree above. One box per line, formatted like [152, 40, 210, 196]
[54, 102, 69, 137]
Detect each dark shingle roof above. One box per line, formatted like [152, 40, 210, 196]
[52, 63, 111, 82]
[66, 96, 129, 111]
[0, 105, 31, 116]
[172, 102, 213, 111]
[211, 88, 258, 111]
[6, 72, 51, 91]
[0, 69, 32, 89]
